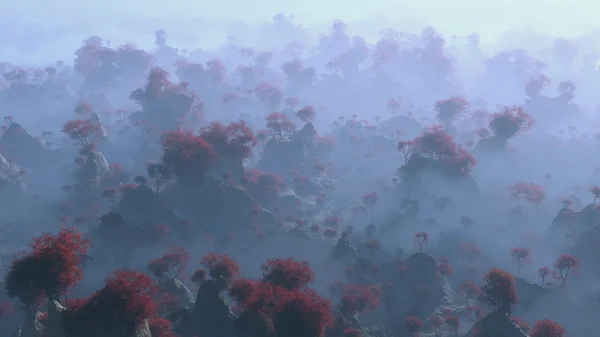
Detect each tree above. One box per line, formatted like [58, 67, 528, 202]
[190, 269, 206, 288]
[589, 186, 600, 204]
[199, 121, 257, 160]
[146, 162, 172, 194]
[264, 112, 296, 142]
[413, 232, 429, 253]
[339, 284, 381, 316]
[412, 126, 477, 177]
[480, 268, 518, 315]
[244, 169, 285, 205]
[489, 106, 534, 140]
[405, 316, 424, 337]
[510, 247, 531, 275]
[261, 258, 315, 290]
[428, 316, 443, 336]
[444, 316, 460, 336]
[538, 267, 550, 286]
[296, 106, 316, 123]
[63, 270, 156, 337]
[161, 129, 216, 185]
[460, 281, 481, 305]
[5, 228, 91, 308]
[553, 254, 579, 291]
[200, 253, 240, 289]
[437, 262, 453, 277]
[62, 119, 102, 153]
[530, 319, 566, 337]
[397, 140, 414, 165]
[510, 182, 545, 207]
[149, 317, 176, 337]
[434, 96, 470, 128]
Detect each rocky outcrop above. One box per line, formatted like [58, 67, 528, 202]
[0, 153, 27, 204]
[463, 311, 528, 337]
[0, 122, 57, 169]
[47, 300, 66, 337]
[514, 278, 552, 309]
[116, 184, 179, 229]
[79, 151, 109, 186]
[158, 278, 195, 309]
[183, 280, 236, 337]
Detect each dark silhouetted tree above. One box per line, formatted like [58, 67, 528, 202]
[480, 268, 517, 315]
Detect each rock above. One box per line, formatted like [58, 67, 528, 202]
[473, 136, 507, 153]
[184, 280, 236, 337]
[463, 311, 528, 337]
[0, 122, 57, 169]
[79, 151, 109, 186]
[116, 184, 179, 229]
[47, 300, 66, 337]
[514, 278, 552, 309]
[0, 153, 27, 204]
[135, 319, 152, 337]
[550, 207, 577, 232]
[273, 189, 319, 218]
[575, 203, 600, 228]
[158, 278, 195, 309]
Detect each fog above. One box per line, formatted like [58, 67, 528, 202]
[0, 3, 598, 337]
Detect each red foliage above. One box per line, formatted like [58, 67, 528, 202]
[405, 316, 424, 336]
[62, 119, 103, 148]
[199, 121, 257, 159]
[146, 247, 189, 281]
[255, 82, 284, 108]
[63, 270, 156, 337]
[5, 228, 91, 307]
[148, 317, 176, 337]
[553, 254, 579, 290]
[413, 126, 477, 177]
[343, 328, 362, 337]
[261, 258, 315, 290]
[460, 280, 482, 302]
[530, 319, 566, 337]
[510, 182, 546, 207]
[232, 276, 333, 337]
[459, 242, 482, 262]
[339, 284, 381, 315]
[161, 129, 216, 185]
[434, 96, 470, 123]
[481, 268, 518, 314]
[429, 315, 444, 331]
[190, 269, 207, 285]
[200, 253, 240, 285]
[511, 247, 531, 274]
[525, 74, 551, 98]
[228, 278, 259, 304]
[437, 262, 453, 277]
[244, 169, 285, 205]
[489, 106, 534, 140]
[265, 112, 296, 142]
[296, 106, 316, 123]
[146, 257, 169, 281]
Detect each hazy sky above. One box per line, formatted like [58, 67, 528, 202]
[1, 0, 599, 63]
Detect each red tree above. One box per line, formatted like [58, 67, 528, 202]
[444, 316, 460, 336]
[434, 96, 470, 126]
[200, 253, 240, 289]
[264, 112, 296, 142]
[510, 182, 546, 207]
[296, 106, 316, 123]
[429, 315, 444, 336]
[489, 106, 534, 140]
[412, 126, 477, 177]
[199, 121, 257, 160]
[261, 258, 315, 290]
[405, 316, 424, 337]
[413, 232, 429, 253]
[5, 228, 91, 310]
[244, 169, 285, 205]
[148, 317, 176, 337]
[64, 270, 156, 337]
[530, 319, 566, 337]
[161, 129, 216, 185]
[339, 284, 381, 315]
[538, 267, 550, 286]
[460, 280, 481, 304]
[553, 254, 579, 290]
[480, 268, 518, 315]
[510, 247, 531, 275]
[62, 119, 103, 151]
